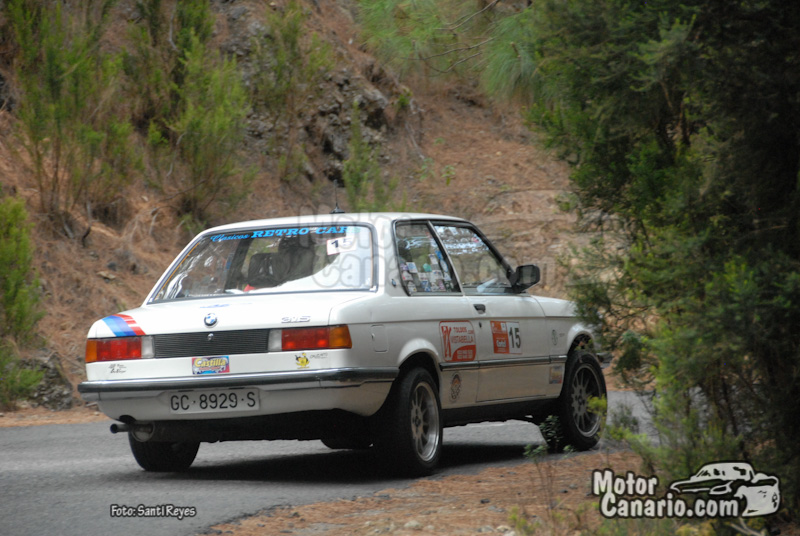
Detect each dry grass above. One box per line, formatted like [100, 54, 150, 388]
[0, 402, 109, 427]
[206, 450, 638, 536]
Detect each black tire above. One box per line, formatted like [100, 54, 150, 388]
[375, 368, 442, 475]
[128, 433, 199, 472]
[554, 350, 606, 451]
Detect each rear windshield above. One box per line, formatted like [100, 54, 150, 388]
[150, 225, 373, 302]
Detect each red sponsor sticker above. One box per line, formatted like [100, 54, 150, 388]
[490, 321, 522, 355]
[440, 321, 476, 362]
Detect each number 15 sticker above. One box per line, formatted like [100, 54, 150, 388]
[327, 236, 356, 255]
[491, 321, 522, 354]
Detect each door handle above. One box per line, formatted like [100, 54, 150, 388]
[473, 304, 486, 313]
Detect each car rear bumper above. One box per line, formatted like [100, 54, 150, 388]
[78, 367, 397, 394]
[78, 367, 397, 421]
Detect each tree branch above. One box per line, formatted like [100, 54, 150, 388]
[436, 0, 501, 33]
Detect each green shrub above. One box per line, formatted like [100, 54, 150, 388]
[342, 100, 402, 211]
[0, 195, 43, 411]
[250, 0, 332, 181]
[0, 342, 43, 411]
[0, 195, 42, 343]
[7, 0, 136, 229]
[357, 0, 496, 78]
[170, 33, 251, 224]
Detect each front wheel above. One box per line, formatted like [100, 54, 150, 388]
[375, 368, 442, 475]
[554, 351, 606, 451]
[128, 433, 199, 472]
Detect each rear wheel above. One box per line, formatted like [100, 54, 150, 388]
[553, 350, 606, 451]
[375, 368, 442, 475]
[128, 433, 199, 472]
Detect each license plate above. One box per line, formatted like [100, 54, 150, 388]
[167, 389, 259, 415]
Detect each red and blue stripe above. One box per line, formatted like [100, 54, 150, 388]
[102, 314, 146, 337]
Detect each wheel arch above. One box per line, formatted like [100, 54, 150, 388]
[398, 351, 440, 390]
[395, 337, 441, 387]
[566, 326, 600, 359]
[566, 325, 613, 368]
[568, 332, 593, 354]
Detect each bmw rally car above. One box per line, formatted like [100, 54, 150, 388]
[79, 213, 610, 474]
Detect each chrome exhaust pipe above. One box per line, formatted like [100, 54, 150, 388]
[110, 423, 129, 434]
[110, 422, 155, 442]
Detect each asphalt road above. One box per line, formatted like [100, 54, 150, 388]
[0, 390, 651, 536]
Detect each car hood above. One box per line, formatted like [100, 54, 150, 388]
[87, 292, 371, 338]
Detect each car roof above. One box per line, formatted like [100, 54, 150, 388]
[201, 212, 469, 235]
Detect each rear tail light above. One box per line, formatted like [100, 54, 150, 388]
[268, 325, 352, 351]
[86, 336, 154, 363]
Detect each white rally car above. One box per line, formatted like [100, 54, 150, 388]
[79, 213, 610, 474]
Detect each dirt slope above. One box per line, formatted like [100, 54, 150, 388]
[1, 0, 577, 397]
[0, 4, 605, 535]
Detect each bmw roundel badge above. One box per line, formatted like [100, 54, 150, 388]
[204, 313, 218, 327]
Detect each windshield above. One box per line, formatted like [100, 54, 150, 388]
[150, 224, 374, 302]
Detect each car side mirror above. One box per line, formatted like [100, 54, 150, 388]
[511, 264, 540, 292]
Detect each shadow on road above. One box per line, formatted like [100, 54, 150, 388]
[440, 442, 531, 470]
[127, 441, 542, 485]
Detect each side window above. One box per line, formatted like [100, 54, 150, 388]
[434, 225, 512, 295]
[395, 223, 458, 294]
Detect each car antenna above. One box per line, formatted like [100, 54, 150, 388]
[331, 178, 345, 214]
